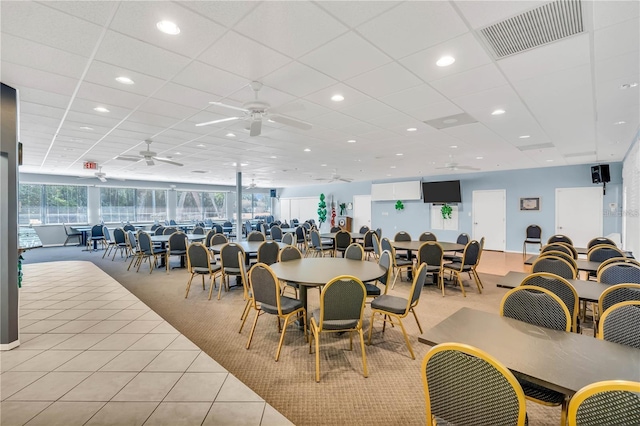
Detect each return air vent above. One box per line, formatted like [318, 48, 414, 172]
[478, 0, 584, 59]
[518, 143, 555, 151]
[564, 151, 596, 158]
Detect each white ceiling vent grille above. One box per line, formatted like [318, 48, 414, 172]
[478, 0, 584, 59]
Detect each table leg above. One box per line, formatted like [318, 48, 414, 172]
[407, 250, 414, 280]
[295, 285, 309, 329]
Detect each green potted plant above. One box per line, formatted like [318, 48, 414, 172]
[339, 202, 347, 215]
[318, 193, 327, 225]
[441, 204, 452, 219]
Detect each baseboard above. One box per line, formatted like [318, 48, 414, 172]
[0, 340, 20, 351]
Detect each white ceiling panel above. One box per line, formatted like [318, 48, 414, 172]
[44, 1, 119, 26]
[178, 2, 260, 28]
[454, 1, 546, 29]
[305, 83, 372, 111]
[262, 61, 337, 98]
[76, 82, 147, 109]
[592, 0, 640, 30]
[430, 64, 509, 99]
[407, 101, 465, 122]
[83, 60, 167, 98]
[316, 1, 400, 28]
[357, 2, 468, 59]
[593, 17, 640, 61]
[594, 51, 640, 83]
[345, 62, 422, 98]
[137, 99, 200, 121]
[380, 85, 449, 112]
[339, 99, 399, 122]
[1, 63, 78, 96]
[172, 61, 247, 98]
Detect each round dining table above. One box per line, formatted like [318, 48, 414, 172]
[269, 258, 387, 313]
[391, 240, 465, 252]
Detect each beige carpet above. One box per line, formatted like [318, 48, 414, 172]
[26, 247, 561, 425]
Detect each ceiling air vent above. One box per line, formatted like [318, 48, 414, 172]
[517, 143, 555, 151]
[478, 0, 584, 59]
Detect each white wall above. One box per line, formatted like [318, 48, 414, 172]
[622, 135, 639, 253]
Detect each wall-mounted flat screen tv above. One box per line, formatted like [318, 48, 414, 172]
[422, 180, 462, 203]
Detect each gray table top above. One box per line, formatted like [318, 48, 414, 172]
[419, 307, 640, 395]
[209, 241, 287, 254]
[496, 271, 614, 303]
[150, 234, 206, 243]
[269, 258, 386, 287]
[525, 255, 601, 272]
[392, 240, 465, 252]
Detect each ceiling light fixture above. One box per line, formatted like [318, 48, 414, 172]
[174, 152, 181, 155]
[406, 127, 417, 132]
[390, 166, 396, 169]
[304, 148, 311, 152]
[270, 155, 277, 159]
[320, 164, 327, 167]
[613, 121, 626, 125]
[491, 109, 506, 115]
[115, 76, 134, 85]
[519, 135, 530, 139]
[620, 82, 638, 89]
[79, 126, 93, 130]
[226, 132, 236, 137]
[331, 94, 344, 102]
[240, 163, 248, 167]
[450, 145, 458, 149]
[156, 20, 180, 35]
[546, 159, 554, 162]
[93, 107, 109, 113]
[347, 139, 356, 143]
[436, 56, 455, 67]
[476, 156, 483, 160]
[196, 144, 205, 148]
[396, 153, 403, 156]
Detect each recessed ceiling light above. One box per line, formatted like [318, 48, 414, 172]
[406, 127, 417, 132]
[396, 153, 403, 156]
[386, 174, 392, 177]
[304, 148, 311, 152]
[270, 155, 277, 159]
[436, 56, 455, 67]
[93, 107, 109, 113]
[491, 109, 506, 115]
[347, 139, 356, 143]
[476, 156, 483, 160]
[196, 144, 205, 148]
[240, 163, 248, 167]
[63, 148, 74, 151]
[390, 166, 396, 169]
[546, 159, 554, 162]
[320, 164, 327, 167]
[115, 76, 134, 85]
[450, 145, 458, 149]
[79, 126, 93, 130]
[613, 121, 626, 125]
[226, 132, 236, 137]
[174, 152, 181, 155]
[331, 94, 344, 102]
[519, 135, 531, 139]
[620, 82, 638, 89]
[156, 20, 180, 35]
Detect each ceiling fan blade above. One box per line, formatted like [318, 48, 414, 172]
[456, 166, 480, 171]
[268, 114, 312, 130]
[153, 157, 183, 167]
[115, 155, 142, 162]
[249, 119, 262, 137]
[98, 176, 108, 183]
[195, 116, 241, 127]
[146, 158, 155, 166]
[209, 101, 250, 113]
[338, 178, 353, 182]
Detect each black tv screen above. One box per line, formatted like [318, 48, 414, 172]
[422, 180, 462, 203]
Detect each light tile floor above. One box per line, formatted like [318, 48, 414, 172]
[1, 261, 293, 426]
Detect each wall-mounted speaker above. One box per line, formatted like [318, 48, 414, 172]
[591, 164, 610, 184]
[269, 189, 277, 198]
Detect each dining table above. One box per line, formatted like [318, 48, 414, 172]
[150, 233, 207, 268]
[72, 226, 93, 248]
[320, 232, 366, 241]
[209, 240, 288, 256]
[390, 240, 465, 280]
[418, 307, 640, 396]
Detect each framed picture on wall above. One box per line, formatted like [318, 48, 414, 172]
[520, 197, 540, 211]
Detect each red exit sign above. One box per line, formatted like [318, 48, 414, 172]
[83, 161, 98, 170]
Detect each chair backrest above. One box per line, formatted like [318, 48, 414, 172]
[525, 225, 542, 240]
[309, 230, 322, 249]
[378, 250, 392, 292]
[281, 232, 296, 246]
[295, 226, 306, 242]
[394, 231, 411, 242]
[238, 251, 249, 299]
[168, 232, 188, 252]
[126, 230, 137, 250]
[419, 232, 437, 242]
[598, 301, 640, 349]
[330, 226, 341, 233]
[270, 226, 283, 241]
[220, 243, 244, 270]
[211, 224, 223, 234]
[302, 222, 311, 230]
[456, 233, 470, 245]
[380, 237, 393, 254]
[317, 276, 366, 330]
[587, 237, 617, 249]
[102, 226, 111, 241]
[345, 243, 365, 261]
[192, 226, 205, 235]
[598, 283, 640, 314]
[541, 243, 575, 258]
[247, 231, 266, 242]
[137, 231, 153, 254]
[257, 241, 280, 265]
[422, 343, 527, 426]
[588, 244, 626, 263]
[123, 224, 135, 232]
[567, 380, 640, 426]
[532, 256, 577, 279]
[150, 224, 159, 232]
[154, 226, 165, 236]
[548, 234, 573, 245]
[500, 285, 571, 331]
[113, 228, 126, 244]
[187, 242, 211, 271]
[205, 230, 216, 247]
[363, 230, 375, 249]
[249, 263, 281, 312]
[279, 245, 302, 262]
[375, 228, 382, 239]
[169, 219, 177, 226]
[335, 230, 351, 251]
[163, 227, 178, 235]
[372, 233, 381, 258]
[598, 263, 640, 285]
[211, 233, 228, 246]
[407, 263, 428, 308]
[259, 222, 267, 237]
[418, 242, 444, 268]
[462, 240, 480, 266]
[521, 272, 579, 331]
[539, 250, 578, 269]
[359, 225, 370, 234]
[91, 224, 103, 237]
[597, 257, 640, 275]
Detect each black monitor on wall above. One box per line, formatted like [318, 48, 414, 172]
[422, 180, 462, 203]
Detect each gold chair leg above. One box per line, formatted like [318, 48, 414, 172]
[275, 313, 293, 362]
[395, 317, 414, 360]
[367, 311, 377, 345]
[358, 327, 368, 378]
[246, 309, 261, 350]
[185, 274, 194, 298]
[456, 272, 466, 297]
[411, 308, 423, 334]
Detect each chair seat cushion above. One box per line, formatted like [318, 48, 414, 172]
[396, 259, 413, 266]
[223, 267, 241, 275]
[169, 250, 187, 256]
[262, 296, 302, 315]
[193, 266, 220, 274]
[443, 263, 472, 272]
[518, 378, 565, 405]
[316, 245, 333, 250]
[442, 254, 461, 261]
[364, 283, 381, 296]
[371, 295, 407, 315]
[312, 310, 358, 330]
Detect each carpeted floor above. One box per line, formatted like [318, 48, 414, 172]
[24, 246, 561, 425]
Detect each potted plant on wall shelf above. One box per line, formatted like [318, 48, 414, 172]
[318, 193, 327, 227]
[339, 202, 346, 215]
[441, 204, 452, 219]
[395, 200, 404, 211]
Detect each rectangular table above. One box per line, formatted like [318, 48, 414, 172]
[497, 271, 613, 302]
[419, 307, 640, 395]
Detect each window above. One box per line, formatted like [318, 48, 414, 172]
[100, 188, 135, 223]
[177, 191, 229, 221]
[18, 184, 88, 225]
[136, 189, 166, 222]
[233, 192, 271, 220]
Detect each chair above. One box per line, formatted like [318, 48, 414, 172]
[393, 231, 412, 260]
[245, 263, 306, 361]
[541, 243, 577, 259]
[330, 226, 341, 232]
[365, 250, 392, 300]
[281, 232, 295, 246]
[598, 283, 640, 319]
[443, 233, 469, 262]
[166, 232, 188, 272]
[368, 263, 427, 359]
[247, 231, 265, 242]
[163, 227, 178, 235]
[417, 242, 445, 296]
[192, 226, 205, 235]
[597, 257, 640, 275]
[418, 232, 437, 242]
[107, 228, 128, 260]
[566, 380, 640, 426]
[532, 256, 577, 279]
[309, 275, 368, 382]
[598, 301, 640, 349]
[270, 225, 283, 242]
[125, 230, 139, 269]
[598, 263, 640, 285]
[371, 232, 381, 261]
[136, 231, 166, 274]
[219, 243, 246, 300]
[523, 225, 542, 257]
[123, 224, 135, 232]
[169, 219, 177, 226]
[539, 250, 578, 271]
[87, 224, 105, 251]
[443, 241, 482, 296]
[362, 230, 376, 260]
[210, 233, 228, 247]
[587, 237, 617, 249]
[548, 234, 573, 245]
[257, 241, 280, 265]
[380, 238, 414, 290]
[588, 244, 626, 263]
[421, 343, 527, 426]
[185, 242, 221, 299]
[334, 230, 351, 258]
[308, 230, 333, 257]
[520, 272, 579, 332]
[295, 226, 306, 251]
[278, 245, 304, 298]
[62, 223, 82, 246]
[154, 226, 165, 236]
[211, 224, 223, 234]
[238, 251, 252, 331]
[344, 243, 364, 261]
[359, 225, 370, 234]
[101, 226, 115, 259]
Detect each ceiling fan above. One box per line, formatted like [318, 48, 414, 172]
[77, 167, 124, 183]
[195, 81, 312, 137]
[436, 156, 480, 172]
[244, 179, 258, 190]
[115, 139, 183, 166]
[315, 169, 353, 183]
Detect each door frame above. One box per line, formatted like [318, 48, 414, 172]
[472, 189, 506, 251]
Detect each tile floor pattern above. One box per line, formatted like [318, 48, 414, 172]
[1, 261, 293, 426]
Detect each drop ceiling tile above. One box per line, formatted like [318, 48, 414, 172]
[198, 31, 291, 81]
[407, 100, 465, 122]
[17, 88, 72, 109]
[305, 83, 372, 110]
[316, 1, 400, 28]
[453, 1, 545, 29]
[299, 32, 391, 81]
[178, 2, 260, 28]
[357, 2, 468, 59]
[234, 2, 347, 58]
[152, 83, 217, 110]
[76, 83, 147, 109]
[592, 1, 640, 30]
[275, 100, 333, 121]
[262, 61, 337, 98]
[19, 102, 66, 121]
[173, 61, 247, 98]
[137, 99, 200, 121]
[430, 64, 508, 99]
[593, 18, 640, 61]
[2, 63, 78, 96]
[379, 84, 449, 112]
[312, 112, 359, 129]
[338, 121, 383, 137]
[594, 51, 639, 83]
[44, 1, 119, 26]
[345, 62, 422, 98]
[339, 99, 398, 122]
[83, 60, 167, 97]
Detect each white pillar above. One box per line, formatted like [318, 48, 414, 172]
[87, 186, 100, 224]
[236, 172, 243, 240]
[167, 190, 177, 222]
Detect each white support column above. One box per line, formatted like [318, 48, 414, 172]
[167, 189, 177, 222]
[87, 186, 100, 224]
[236, 172, 243, 240]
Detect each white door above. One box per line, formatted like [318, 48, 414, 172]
[472, 190, 506, 251]
[353, 195, 372, 231]
[556, 187, 603, 248]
